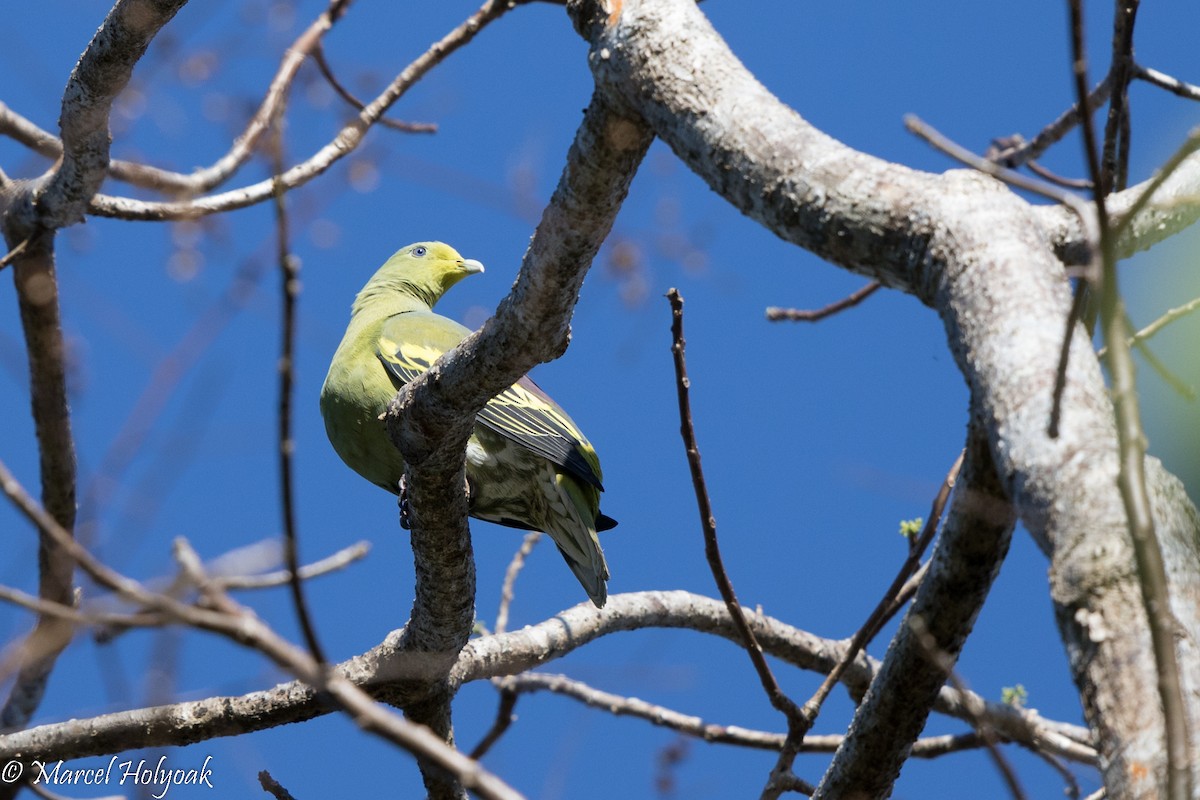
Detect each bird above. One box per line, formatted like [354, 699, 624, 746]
[320, 241, 615, 607]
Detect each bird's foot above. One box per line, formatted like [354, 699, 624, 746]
[398, 474, 412, 530]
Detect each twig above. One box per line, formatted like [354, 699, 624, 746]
[1026, 161, 1093, 191]
[1112, 126, 1200, 242]
[1048, 286, 1092, 438]
[0, 237, 29, 271]
[1132, 336, 1195, 401]
[86, 0, 518, 221]
[468, 686, 519, 759]
[906, 115, 1095, 224]
[218, 541, 372, 590]
[666, 289, 808, 799]
[799, 451, 963, 725]
[987, 74, 1114, 169]
[1070, 4, 1193, 796]
[312, 43, 438, 134]
[0, 584, 162, 633]
[0, 588, 1100, 769]
[1134, 65, 1200, 102]
[765, 281, 880, 322]
[495, 532, 542, 636]
[1096, 295, 1200, 358]
[1099, 0, 1138, 194]
[668, 289, 800, 720]
[271, 110, 326, 666]
[258, 770, 297, 800]
[1024, 746, 1082, 800]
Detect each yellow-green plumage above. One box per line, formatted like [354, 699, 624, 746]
[320, 242, 614, 606]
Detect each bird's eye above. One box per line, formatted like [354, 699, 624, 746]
[412, 246, 427, 257]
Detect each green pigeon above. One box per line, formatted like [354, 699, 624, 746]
[320, 241, 615, 607]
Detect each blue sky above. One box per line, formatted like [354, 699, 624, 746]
[2, 1, 1199, 798]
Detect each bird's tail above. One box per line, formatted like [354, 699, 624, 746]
[548, 474, 611, 608]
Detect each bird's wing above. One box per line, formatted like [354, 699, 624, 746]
[376, 311, 468, 385]
[476, 375, 605, 492]
[376, 312, 605, 492]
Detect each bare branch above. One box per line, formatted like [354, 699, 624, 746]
[217, 541, 371, 590]
[1134, 65, 1200, 102]
[987, 74, 1114, 170]
[34, 0, 188, 228]
[270, 112, 326, 665]
[467, 686, 519, 760]
[494, 532, 541, 636]
[312, 43, 438, 134]
[1096, 295, 1200, 359]
[86, 0, 517, 221]
[765, 281, 880, 322]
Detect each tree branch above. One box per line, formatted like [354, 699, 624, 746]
[84, 0, 516, 221]
[0, 590, 1096, 769]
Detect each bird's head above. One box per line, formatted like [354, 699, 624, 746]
[356, 241, 485, 313]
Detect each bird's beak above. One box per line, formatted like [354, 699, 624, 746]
[462, 258, 485, 274]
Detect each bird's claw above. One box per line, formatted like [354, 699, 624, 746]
[398, 474, 412, 530]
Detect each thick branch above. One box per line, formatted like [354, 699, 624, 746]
[35, 0, 188, 228]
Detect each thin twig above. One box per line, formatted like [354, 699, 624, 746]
[258, 770, 297, 800]
[1112, 126, 1200, 242]
[87, 0, 517, 221]
[495, 532, 542, 636]
[765, 281, 880, 322]
[1026, 161, 1093, 191]
[0, 237, 29, 272]
[1023, 746, 1082, 800]
[1096, 295, 1200, 358]
[0, 584, 162, 631]
[1099, 0, 1138, 194]
[799, 451, 963, 724]
[1132, 336, 1195, 401]
[271, 115, 326, 665]
[666, 289, 809, 800]
[988, 74, 1114, 169]
[218, 541, 372, 590]
[1048, 286, 1091, 438]
[905, 116, 1096, 226]
[312, 43, 438, 134]
[468, 686, 519, 759]
[1134, 65, 1200, 102]
[668, 289, 801, 719]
